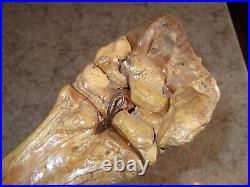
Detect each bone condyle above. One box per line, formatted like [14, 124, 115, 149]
[3, 15, 220, 184]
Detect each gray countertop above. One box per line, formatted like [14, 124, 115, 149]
[3, 3, 248, 184]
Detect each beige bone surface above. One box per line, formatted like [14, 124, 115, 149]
[3, 15, 220, 184]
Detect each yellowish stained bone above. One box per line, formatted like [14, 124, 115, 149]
[113, 110, 154, 150]
[3, 15, 220, 184]
[3, 85, 139, 184]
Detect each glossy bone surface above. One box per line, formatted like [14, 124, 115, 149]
[3, 15, 220, 184]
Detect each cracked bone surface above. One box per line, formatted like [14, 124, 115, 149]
[3, 15, 220, 184]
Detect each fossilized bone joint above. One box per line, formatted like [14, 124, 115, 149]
[3, 15, 220, 184]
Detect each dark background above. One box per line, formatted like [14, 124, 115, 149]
[227, 3, 248, 67]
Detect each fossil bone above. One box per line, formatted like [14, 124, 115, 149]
[3, 15, 220, 184]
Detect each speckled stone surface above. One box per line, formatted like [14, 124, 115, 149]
[2, 3, 248, 184]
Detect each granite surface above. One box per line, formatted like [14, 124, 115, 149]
[2, 3, 248, 184]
